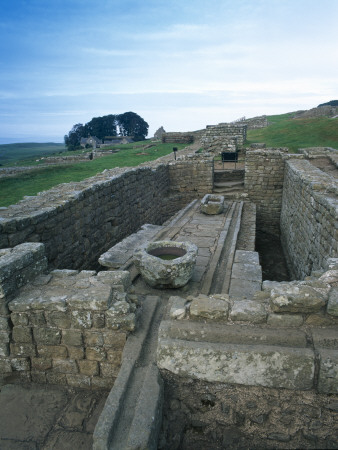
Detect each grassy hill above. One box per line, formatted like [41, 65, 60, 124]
[0, 142, 186, 206]
[0, 142, 66, 166]
[246, 114, 338, 152]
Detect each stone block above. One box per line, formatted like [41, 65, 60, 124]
[96, 270, 131, 290]
[190, 295, 229, 322]
[33, 328, 61, 345]
[317, 349, 338, 394]
[86, 347, 106, 361]
[52, 358, 78, 374]
[169, 296, 188, 320]
[102, 331, 127, 348]
[10, 343, 36, 357]
[105, 312, 136, 331]
[234, 250, 260, 265]
[31, 371, 47, 383]
[11, 357, 30, 371]
[312, 328, 338, 350]
[92, 313, 105, 328]
[47, 311, 71, 328]
[71, 311, 92, 329]
[37, 345, 67, 358]
[66, 374, 91, 388]
[31, 357, 52, 371]
[0, 342, 9, 357]
[267, 314, 303, 327]
[231, 263, 262, 282]
[62, 329, 83, 346]
[230, 300, 267, 323]
[0, 331, 9, 344]
[270, 284, 327, 313]
[229, 279, 262, 300]
[67, 346, 85, 360]
[46, 372, 67, 385]
[91, 376, 114, 389]
[67, 283, 113, 310]
[10, 312, 29, 327]
[12, 326, 33, 344]
[158, 339, 315, 390]
[327, 287, 338, 316]
[78, 359, 99, 376]
[0, 358, 12, 373]
[0, 317, 11, 332]
[30, 311, 46, 326]
[84, 331, 104, 347]
[100, 361, 120, 378]
[106, 350, 122, 366]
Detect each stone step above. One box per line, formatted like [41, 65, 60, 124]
[214, 181, 244, 188]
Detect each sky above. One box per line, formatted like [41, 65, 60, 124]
[0, 0, 337, 143]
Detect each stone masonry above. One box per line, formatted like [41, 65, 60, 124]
[201, 123, 247, 153]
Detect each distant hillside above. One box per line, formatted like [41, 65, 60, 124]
[246, 113, 338, 153]
[318, 100, 338, 107]
[0, 143, 66, 165]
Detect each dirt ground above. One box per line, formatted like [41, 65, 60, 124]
[0, 383, 109, 449]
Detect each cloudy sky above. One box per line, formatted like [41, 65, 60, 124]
[0, 0, 337, 143]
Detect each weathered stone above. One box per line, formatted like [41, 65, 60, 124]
[200, 194, 224, 215]
[157, 340, 315, 390]
[312, 328, 338, 350]
[67, 283, 113, 310]
[78, 359, 99, 376]
[84, 331, 104, 347]
[102, 331, 127, 348]
[52, 359, 78, 374]
[169, 296, 188, 320]
[270, 284, 327, 313]
[31, 357, 52, 371]
[317, 349, 338, 394]
[62, 329, 83, 346]
[86, 347, 106, 361]
[134, 240, 198, 288]
[105, 313, 136, 331]
[100, 361, 120, 378]
[92, 313, 105, 328]
[0, 342, 9, 357]
[10, 312, 29, 326]
[12, 326, 32, 343]
[47, 311, 71, 328]
[319, 270, 338, 286]
[190, 295, 229, 322]
[11, 357, 30, 371]
[67, 346, 85, 360]
[327, 287, 338, 316]
[0, 358, 12, 373]
[37, 345, 67, 358]
[71, 310, 92, 329]
[0, 317, 11, 331]
[267, 314, 303, 327]
[33, 328, 61, 345]
[230, 300, 267, 323]
[66, 374, 91, 388]
[10, 343, 36, 357]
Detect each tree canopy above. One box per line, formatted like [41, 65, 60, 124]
[64, 112, 149, 150]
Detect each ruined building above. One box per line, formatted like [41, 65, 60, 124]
[0, 123, 337, 449]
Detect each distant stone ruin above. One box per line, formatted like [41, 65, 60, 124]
[154, 126, 166, 140]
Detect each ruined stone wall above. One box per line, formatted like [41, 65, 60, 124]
[0, 165, 171, 270]
[201, 123, 247, 153]
[281, 159, 338, 279]
[162, 133, 194, 144]
[168, 158, 214, 197]
[244, 149, 288, 236]
[0, 243, 135, 388]
[160, 374, 338, 450]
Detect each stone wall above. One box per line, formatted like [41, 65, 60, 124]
[0, 243, 135, 388]
[281, 159, 338, 279]
[244, 149, 288, 236]
[0, 165, 171, 270]
[160, 374, 338, 450]
[201, 123, 247, 153]
[162, 133, 194, 144]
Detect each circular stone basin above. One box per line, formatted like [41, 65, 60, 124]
[133, 240, 198, 288]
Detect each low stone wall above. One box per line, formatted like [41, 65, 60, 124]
[244, 149, 288, 236]
[281, 159, 338, 279]
[159, 373, 338, 449]
[201, 123, 247, 153]
[162, 133, 194, 144]
[168, 157, 214, 196]
[0, 243, 135, 388]
[0, 165, 171, 270]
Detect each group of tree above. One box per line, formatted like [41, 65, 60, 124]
[64, 112, 149, 150]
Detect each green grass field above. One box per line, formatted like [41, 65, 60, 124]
[0, 142, 186, 206]
[0, 143, 66, 165]
[246, 114, 338, 153]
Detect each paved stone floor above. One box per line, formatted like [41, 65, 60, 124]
[0, 384, 109, 449]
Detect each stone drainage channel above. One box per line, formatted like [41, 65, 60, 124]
[94, 199, 261, 449]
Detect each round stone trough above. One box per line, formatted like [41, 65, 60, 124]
[133, 240, 198, 288]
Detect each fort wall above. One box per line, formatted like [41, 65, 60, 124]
[281, 159, 338, 279]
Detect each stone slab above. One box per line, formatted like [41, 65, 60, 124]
[231, 262, 262, 282]
[157, 339, 315, 390]
[230, 300, 267, 323]
[317, 349, 338, 394]
[229, 279, 262, 300]
[234, 250, 260, 265]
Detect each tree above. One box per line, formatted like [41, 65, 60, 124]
[86, 114, 117, 140]
[64, 123, 85, 150]
[117, 112, 149, 141]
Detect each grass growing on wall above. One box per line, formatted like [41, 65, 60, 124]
[246, 115, 338, 153]
[0, 142, 186, 207]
